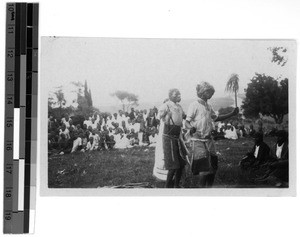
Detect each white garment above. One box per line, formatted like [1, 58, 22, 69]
[138, 132, 144, 145]
[224, 127, 238, 140]
[90, 122, 98, 130]
[106, 118, 114, 129]
[149, 134, 158, 144]
[254, 145, 260, 158]
[90, 134, 100, 150]
[71, 137, 82, 153]
[132, 123, 141, 133]
[117, 115, 123, 126]
[83, 120, 92, 128]
[159, 100, 183, 126]
[113, 133, 121, 144]
[153, 120, 168, 181]
[115, 135, 132, 149]
[143, 113, 148, 121]
[59, 128, 70, 140]
[186, 99, 216, 139]
[217, 122, 225, 132]
[86, 141, 92, 151]
[276, 143, 283, 159]
[61, 117, 72, 128]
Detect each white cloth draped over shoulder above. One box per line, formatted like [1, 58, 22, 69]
[153, 120, 168, 181]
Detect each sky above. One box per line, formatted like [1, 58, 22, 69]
[41, 37, 296, 108]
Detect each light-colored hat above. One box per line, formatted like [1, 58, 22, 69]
[196, 81, 215, 96]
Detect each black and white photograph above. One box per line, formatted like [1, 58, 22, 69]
[1, 0, 300, 236]
[41, 38, 296, 193]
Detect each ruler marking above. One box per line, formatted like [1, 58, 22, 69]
[18, 159, 25, 211]
[4, 3, 38, 233]
[13, 108, 20, 161]
[4, 3, 15, 234]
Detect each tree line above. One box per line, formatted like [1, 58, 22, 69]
[48, 47, 289, 125]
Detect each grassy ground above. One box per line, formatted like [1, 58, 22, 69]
[48, 137, 278, 188]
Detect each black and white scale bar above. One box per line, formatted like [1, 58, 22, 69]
[4, 2, 38, 234]
[3, 3, 15, 233]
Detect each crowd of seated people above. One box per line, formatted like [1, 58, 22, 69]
[48, 108, 160, 155]
[212, 121, 256, 140]
[211, 119, 282, 141]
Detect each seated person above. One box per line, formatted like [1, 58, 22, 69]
[114, 130, 132, 149]
[80, 133, 88, 151]
[224, 125, 238, 140]
[59, 124, 70, 140]
[107, 135, 116, 149]
[69, 120, 76, 130]
[85, 137, 94, 151]
[48, 130, 59, 150]
[239, 132, 270, 170]
[148, 127, 158, 146]
[90, 130, 100, 150]
[247, 124, 256, 137]
[256, 130, 289, 186]
[128, 129, 139, 146]
[58, 133, 73, 155]
[71, 132, 83, 153]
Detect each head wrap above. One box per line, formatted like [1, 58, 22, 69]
[196, 81, 215, 97]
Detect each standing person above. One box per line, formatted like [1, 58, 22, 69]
[154, 88, 187, 188]
[129, 108, 136, 120]
[185, 82, 238, 188]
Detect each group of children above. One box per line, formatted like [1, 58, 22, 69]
[48, 108, 160, 155]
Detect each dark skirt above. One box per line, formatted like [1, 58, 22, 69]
[190, 139, 218, 175]
[162, 125, 185, 170]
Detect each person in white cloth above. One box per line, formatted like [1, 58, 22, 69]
[185, 82, 239, 188]
[224, 124, 238, 140]
[153, 89, 188, 188]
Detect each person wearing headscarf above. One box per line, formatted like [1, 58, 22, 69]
[185, 81, 239, 187]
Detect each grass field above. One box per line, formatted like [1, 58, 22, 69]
[48, 137, 279, 188]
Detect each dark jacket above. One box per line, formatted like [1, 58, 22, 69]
[269, 142, 288, 168]
[250, 142, 270, 164]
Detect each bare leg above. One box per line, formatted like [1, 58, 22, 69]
[165, 169, 176, 188]
[174, 166, 184, 188]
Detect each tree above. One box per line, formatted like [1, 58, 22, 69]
[88, 88, 93, 107]
[241, 73, 288, 124]
[225, 73, 239, 108]
[53, 87, 66, 108]
[111, 90, 139, 111]
[268, 47, 288, 66]
[83, 80, 93, 107]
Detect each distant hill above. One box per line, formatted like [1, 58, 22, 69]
[97, 95, 245, 113]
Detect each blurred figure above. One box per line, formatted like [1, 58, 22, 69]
[256, 130, 289, 186]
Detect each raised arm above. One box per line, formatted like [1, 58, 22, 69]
[215, 107, 239, 122]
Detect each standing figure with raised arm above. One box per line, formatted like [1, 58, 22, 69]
[185, 82, 239, 187]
